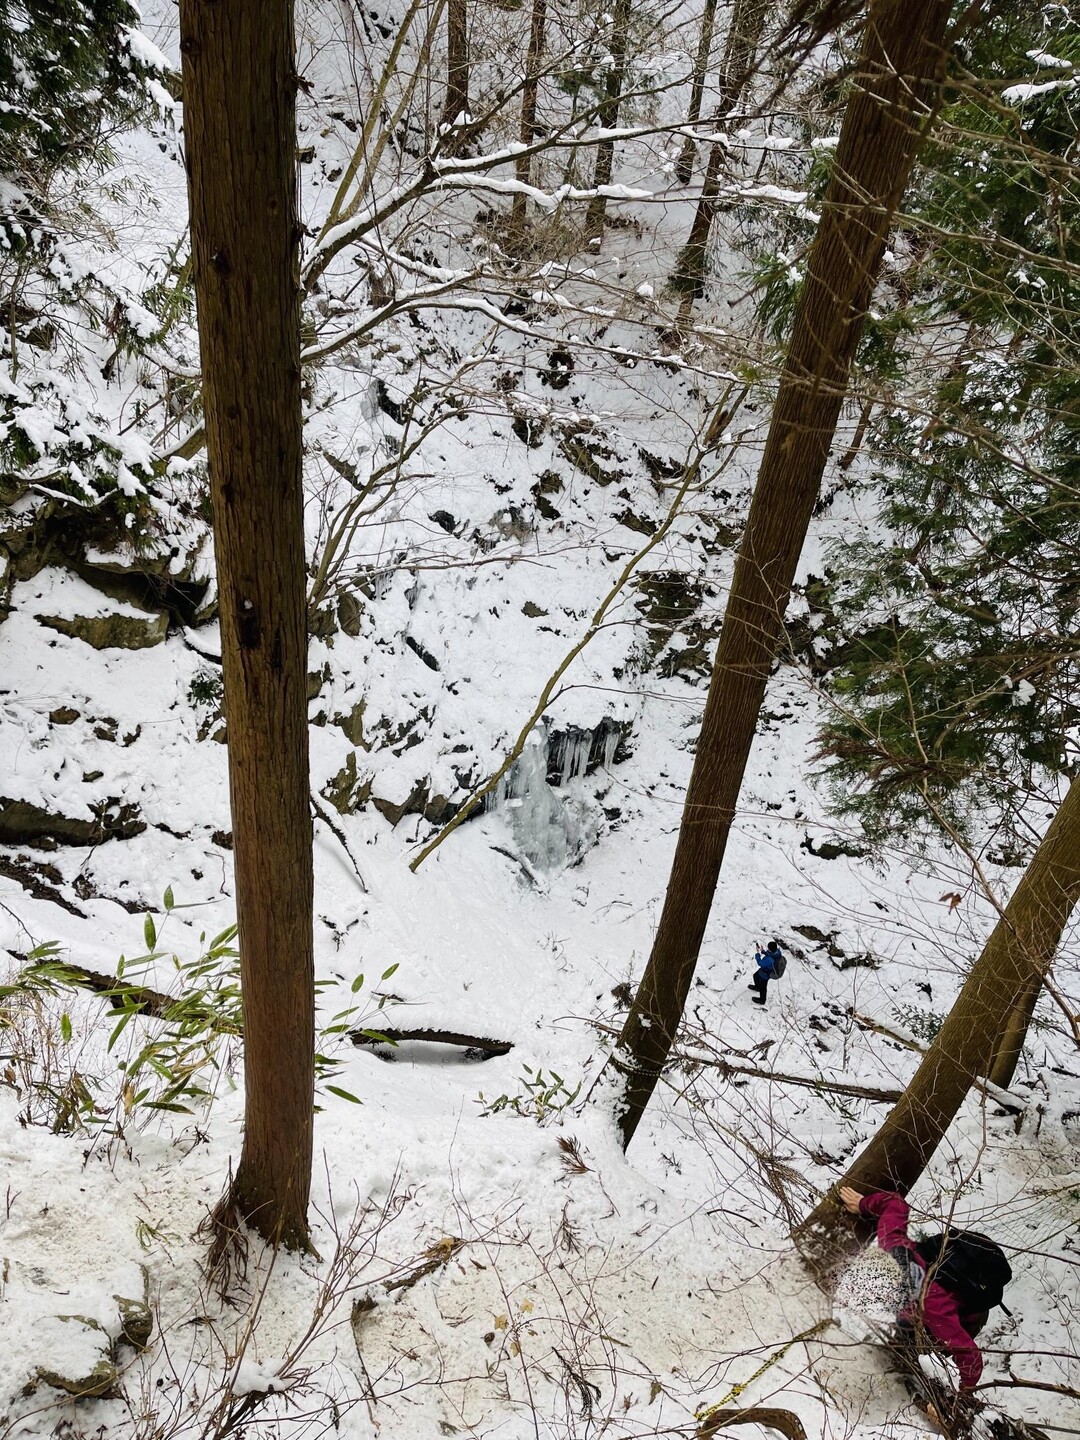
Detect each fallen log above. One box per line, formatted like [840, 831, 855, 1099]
[350, 1026, 513, 1056]
[676, 1050, 904, 1104]
[698, 1406, 808, 1440]
[589, 1022, 902, 1102]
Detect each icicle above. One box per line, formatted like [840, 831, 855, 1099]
[488, 717, 623, 870]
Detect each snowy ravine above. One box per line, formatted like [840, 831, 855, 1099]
[1, 5, 1079, 1440]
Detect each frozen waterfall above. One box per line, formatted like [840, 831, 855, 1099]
[488, 719, 622, 870]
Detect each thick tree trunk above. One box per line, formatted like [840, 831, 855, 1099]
[179, 0, 314, 1249]
[606, 0, 954, 1150]
[671, 0, 768, 314]
[440, 0, 470, 148]
[674, 0, 719, 186]
[798, 775, 1080, 1260]
[510, 0, 547, 237]
[583, 0, 632, 244]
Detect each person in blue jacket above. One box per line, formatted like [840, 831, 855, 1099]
[748, 938, 784, 1006]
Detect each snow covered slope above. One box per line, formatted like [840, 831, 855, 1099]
[0, 3, 1077, 1439]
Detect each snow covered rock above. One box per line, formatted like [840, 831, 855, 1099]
[32, 1315, 117, 1398]
[114, 1295, 153, 1351]
[36, 607, 169, 650]
[0, 796, 145, 847]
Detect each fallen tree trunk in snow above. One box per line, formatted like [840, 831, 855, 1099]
[350, 1027, 513, 1056]
[698, 1408, 808, 1440]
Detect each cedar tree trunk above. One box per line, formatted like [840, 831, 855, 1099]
[671, 0, 768, 311]
[674, 0, 719, 186]
[798, 775, 1080, 1261]
[511, 0, 547, 236]
[179, 0, 315, 1249]
[440, 0, 470, 147]
[583, 0, 632, 244]
[607, 0, 954, 1149]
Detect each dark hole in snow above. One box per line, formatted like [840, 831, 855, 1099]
[368, 1041, 504, 1066]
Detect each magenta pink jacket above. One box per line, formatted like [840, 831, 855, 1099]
[859, 1190, 983, 1389]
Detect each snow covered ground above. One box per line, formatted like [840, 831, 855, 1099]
[1, 3, 1077, 1439]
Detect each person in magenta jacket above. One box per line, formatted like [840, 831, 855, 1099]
[840, 1186, 984, 1394]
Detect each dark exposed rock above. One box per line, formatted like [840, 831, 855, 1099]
[634, 569, 720, 679]
[637, 447, 682, 484]
[615, 508, 658, 536]
[558, 431, 625, 486]
[424, 792, 459, 825]
[308, 603, 337, 641]
[375, 377, 407, 424]
[337, 701, 368, 747]
[370, 780, 459, 829]
[545, 717, 632, 786]
[372, 781, 431, 828]
[511, 414, 546, 448]
[404, 634, 439, 671]
[307, 664, 331, 701]
[540, 348, 574, 390]
[114, 1296, 153, 1351]
[36, 609, 169, 650]
[0, 855, 87, 916]
[791, 923, 879, 970]
[323, 753, 373, 816]
[0, 797, 145, 849]
[530, 470, 563, 520]
[72, 873, 151, 914]
[71, 556, 208, 627]
[793, 924, 833, 947]
[49, 706, 80, 725]
[429, 509, 458, 535]
[800, 832, 868, 861]
[0, 545, 11, 618]
[488, 506, 533, 543]
[336, 590, 363, 636]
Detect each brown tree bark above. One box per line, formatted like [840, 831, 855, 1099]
[985, 970, 1043, 1089]
[439, 0, 470, 148]
[798, 775, 1080, 1261]
[674, 0, 719, 186]
[583, 0, 633, 244]
[510, 0, 547, 237]
[605, 0, 955, 1150]
[670, 0, 768, 315]
[179, 0, 314, 1249]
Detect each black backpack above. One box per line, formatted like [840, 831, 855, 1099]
[772, 951, 787, 978]
[915, 1229, 1012, 1314]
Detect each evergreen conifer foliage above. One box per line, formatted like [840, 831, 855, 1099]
[0, 1, 179, 526]
[0, 0, 148, 208]
[809, 9, 1080, 850]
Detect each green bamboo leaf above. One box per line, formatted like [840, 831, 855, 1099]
[324, 1084, 362, 1104]
[358, 1028, 394, 1046]
[108, 1011, 135, 1051]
